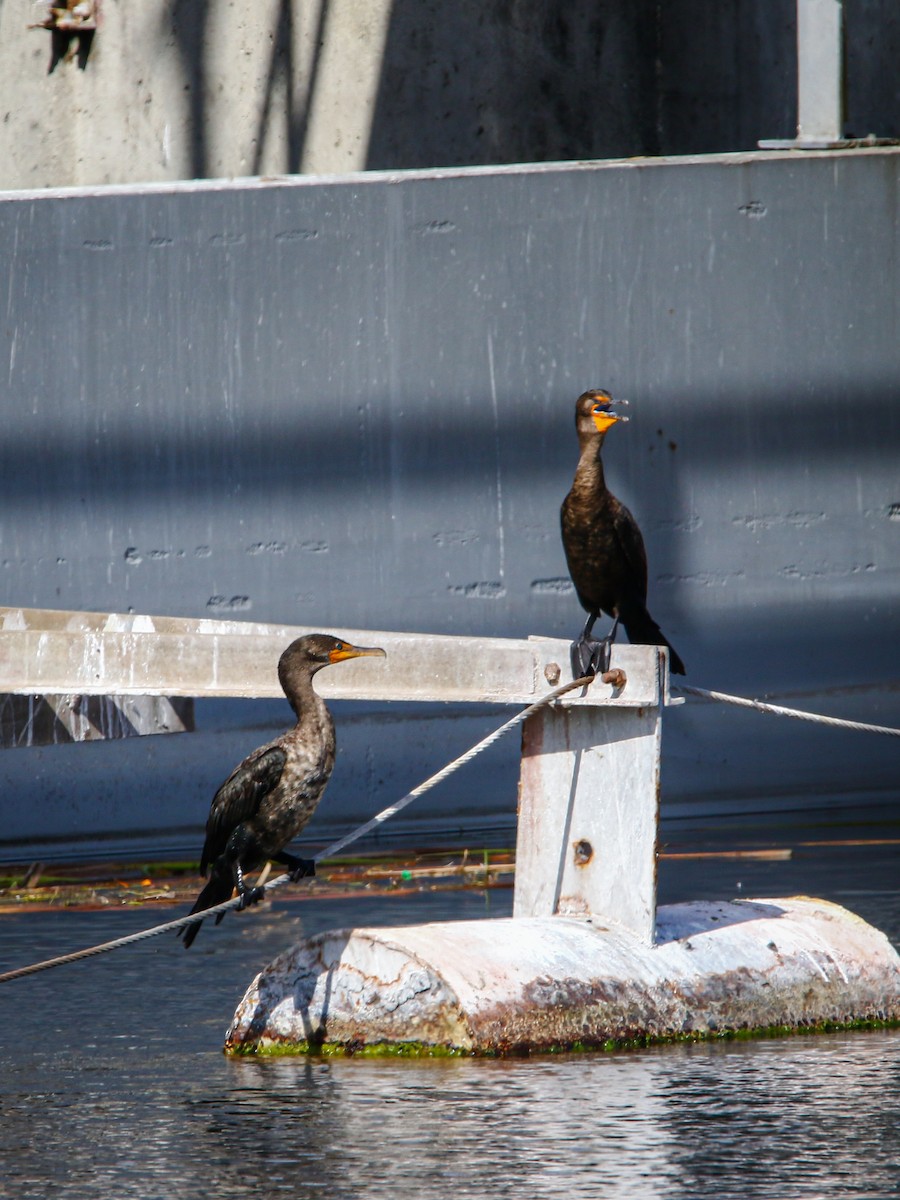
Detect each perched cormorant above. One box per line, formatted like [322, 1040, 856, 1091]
[561, 389, 686, 678]
[180, 633, 385, 947]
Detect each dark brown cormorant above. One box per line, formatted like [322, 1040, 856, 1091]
[561, 389, 686, 678]
[181, 633, 385, 947]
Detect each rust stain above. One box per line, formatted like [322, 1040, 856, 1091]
[224, 901, 900, 1057]
[573, 839, 593, 867]
[463, 961, 900, 1054]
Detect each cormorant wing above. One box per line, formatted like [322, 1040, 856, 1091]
[612, 504, 649, 603]
[200, 744, 287, 874]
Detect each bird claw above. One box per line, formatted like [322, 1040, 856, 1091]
[570, 636, 611, 679]
[236, 885, 267, 912]
[287, 858, 316, 883]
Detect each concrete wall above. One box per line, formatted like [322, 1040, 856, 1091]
[1, 148, 899, 860]
[2, 1, 899, 190]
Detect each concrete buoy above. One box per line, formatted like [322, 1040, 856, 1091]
[226, 897, 900, 1055]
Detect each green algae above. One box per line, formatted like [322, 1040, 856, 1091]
[226, 1016, 900, 1059]
[227, 1039, 472, 1059]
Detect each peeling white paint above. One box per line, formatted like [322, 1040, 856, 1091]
[226, 898, 900, 1053]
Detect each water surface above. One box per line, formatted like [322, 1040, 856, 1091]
[2, 834, 899, 1199]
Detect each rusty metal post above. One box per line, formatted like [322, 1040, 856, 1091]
[514, 648, 662, 944]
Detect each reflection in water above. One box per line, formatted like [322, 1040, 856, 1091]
[185, 1037, 900, 1200]
[7, 1031, 900, 1199]
[1, 860, 899, 1199]
[192, 1053, 678, 1199]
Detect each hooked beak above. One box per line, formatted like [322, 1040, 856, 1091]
[591, 397, 629, 431]
[329, 642, 387, 664]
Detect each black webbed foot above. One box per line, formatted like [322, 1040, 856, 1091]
[570, 636, 611, 679]
[235, 885, 267, 912]
[289, 859, 316, 883]
[275, 852, 317, 882]
[571, 616, 619, 679]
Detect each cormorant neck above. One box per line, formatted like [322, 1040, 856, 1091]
[281, 666, 326, 726]
[572, 435, 607, 495]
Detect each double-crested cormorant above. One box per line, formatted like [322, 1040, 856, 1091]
[561, 389, 686, 678]
[180, 633, 385, 947]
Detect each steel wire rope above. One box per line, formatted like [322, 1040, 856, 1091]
[675, 684, 900, 737]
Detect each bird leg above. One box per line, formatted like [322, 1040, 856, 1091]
[571, 614, 619, 678]
[571, 611, 604, 677]
[232, 861, 267, 912]
[274, 851, 317, 882]
[570, 610, 599, 677]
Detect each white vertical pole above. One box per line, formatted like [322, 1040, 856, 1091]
[514, 649, 662, 945]
[796, 0, 844, 144]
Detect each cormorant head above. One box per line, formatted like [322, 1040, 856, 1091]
[575, 389, 629, 440]
[278, 634, 386, 694]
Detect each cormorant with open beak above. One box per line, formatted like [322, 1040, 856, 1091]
[561, 389, 686, 678]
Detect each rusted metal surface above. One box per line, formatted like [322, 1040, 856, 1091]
[226, 897, 900, 1054]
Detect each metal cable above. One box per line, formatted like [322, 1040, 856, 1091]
[675, 684, 900, 737]
[0, 674, 593, 984]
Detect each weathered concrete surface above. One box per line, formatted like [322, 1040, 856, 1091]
[225, 898, 900, 1054]
[4, 1, 899, 189]
[1, 0, 393, 188]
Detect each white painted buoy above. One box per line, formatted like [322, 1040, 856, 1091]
[226, 897, 900, 1054]
[221, 644, 898, 1056]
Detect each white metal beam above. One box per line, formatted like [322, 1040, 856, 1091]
[0, 606, 668, 938]
[0, 608, 662, 707]
[760, 0, 856, 150]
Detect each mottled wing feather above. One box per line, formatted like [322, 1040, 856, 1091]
[200, 744, 287, 874]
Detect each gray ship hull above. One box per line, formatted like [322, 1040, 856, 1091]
[0, 150, 897, 862]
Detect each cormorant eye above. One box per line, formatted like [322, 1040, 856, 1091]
[334, 642, 344, 651]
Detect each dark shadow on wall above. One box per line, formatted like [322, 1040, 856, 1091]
[159, 0, 898, 179]
[365, 0, 900, 168]
[660, 0, 900, 150]
[166, 0, 213, 180]
[653, 0, 798, 154]
[364, 0, 802, 169]
[365, 0, 663, 169]
[250, 0, 331, 175]
[844, 0, 900, 140]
